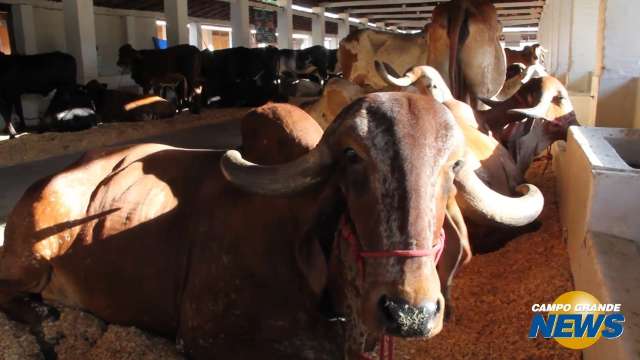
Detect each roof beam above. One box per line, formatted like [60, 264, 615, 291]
[369, 13, 539, 20]
[494, 1, 544, 8]
[320, 0, 542, 8]
[348, 6, 539, 15]
[368, 13, 432, 19]
[321, 0, 443, 8]
[349, 6, 435, 14]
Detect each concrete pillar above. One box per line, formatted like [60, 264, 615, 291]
[11, 4, 37, 54]
[337, 13, 350, 40]
[312, 7, 325, 46]
[164, 0, 189, 46]
[188, 23, 202, 48]
[125, 16, 137, 48]
[231, 0, 251, 47]
[277, 0, 293, 49]
[374, 22, 385, 30]
[63, 0, 98, 82]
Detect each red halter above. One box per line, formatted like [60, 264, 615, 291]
[338, 214, 446, 360]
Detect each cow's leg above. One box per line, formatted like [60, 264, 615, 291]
[0, 182, 55, 306]
[14, 98, 27, 132]
[2, 106, 18, 139]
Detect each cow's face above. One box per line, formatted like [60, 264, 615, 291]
[322, 93, 463, 340]
[221, 92, 544, 354]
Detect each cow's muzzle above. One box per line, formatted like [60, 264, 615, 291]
[378, 295, 443, 337]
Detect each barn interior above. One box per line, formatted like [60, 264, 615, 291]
[0, 0, 638, 359]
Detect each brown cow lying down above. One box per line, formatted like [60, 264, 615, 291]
[86, 80, 176, 122]
[0, 93, 543, 359]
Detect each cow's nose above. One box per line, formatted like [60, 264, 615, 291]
[378, 295, 443, 337]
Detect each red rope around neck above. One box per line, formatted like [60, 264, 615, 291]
[339, 214, 445, 360]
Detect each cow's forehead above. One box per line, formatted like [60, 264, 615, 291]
[354, 93, 460, 158]
[349, 93, 461, 250]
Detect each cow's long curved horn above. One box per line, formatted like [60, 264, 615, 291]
[507, 91, 554, 119]
[455, 166, 544, 227]
[220, 147, 332, 195]
[375, 61, 421, 87]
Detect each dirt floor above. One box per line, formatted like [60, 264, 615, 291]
[0, 108, 250, 167]
[0, 161, 578, 360]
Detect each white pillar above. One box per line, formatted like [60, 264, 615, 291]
[312, 7, 325, 46]
[277, 0, 293, 49]
[125, 16, 137, 48]
[375, 22, 385, 30]
[188, 23, 202, 49]
[11, 4, 37, 54]
[231, 0, 251, 47]
[164, 0, 189, 46]
[63, 0, 98, 82]
[337, 13, 350, 41]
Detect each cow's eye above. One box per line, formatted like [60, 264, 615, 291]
[344, 148, 360, 164]
[452, 160, 464, 174]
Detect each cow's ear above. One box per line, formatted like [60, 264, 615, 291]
[437, 199, 469, 319]
[296, 193, 344, 296]
[296, 234, 328, 296]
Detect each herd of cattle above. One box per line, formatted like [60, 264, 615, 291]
[0, 0, 579, 359]
[0, 43, 337, 138]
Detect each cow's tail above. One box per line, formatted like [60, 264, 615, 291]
[447, 0, 469, 99]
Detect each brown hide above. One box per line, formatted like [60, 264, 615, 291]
[427, 0, 506, 100]
[339, 29, 428, 90]
[242, 103, 323, 164]
[3, 93, 479, 358]
[303, 77, 367, 129]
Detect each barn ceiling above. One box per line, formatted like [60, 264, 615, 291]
[299, 0, 544, 29]
[51, 0, 543, 32]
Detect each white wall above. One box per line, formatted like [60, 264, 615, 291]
[33, 7, 65, 52]
[7, 0, 228, 81]
[95, 14, 125, 77]
[595, 0, 640, 128]
[133, 17, 158, 50]
[539, 0, 640, 129]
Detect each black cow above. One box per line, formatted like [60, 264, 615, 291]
[117, 44, 202, 113]
[0, 51, 77, 138]
[42, 86, 98, 132]
[201, 46, 282, 107]
[294, 45, 339, 80]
